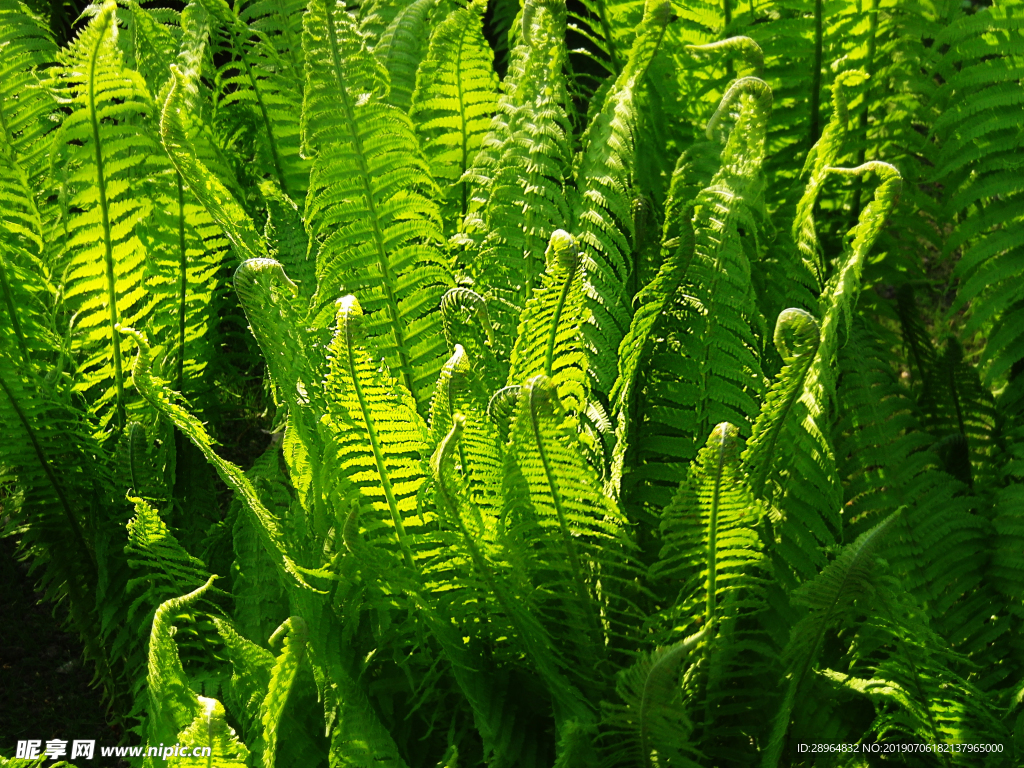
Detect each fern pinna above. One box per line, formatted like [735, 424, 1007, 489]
[1, 0, 1023, 767]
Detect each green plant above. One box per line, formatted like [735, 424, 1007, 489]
[2, 0, 1023, 766]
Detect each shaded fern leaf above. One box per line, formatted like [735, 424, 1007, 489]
[600, 630, 706, 768]
[763, 512, 900, 768]
[121, 325, 329, 592]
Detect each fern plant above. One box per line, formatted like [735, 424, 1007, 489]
[3, 0, 1024, 766]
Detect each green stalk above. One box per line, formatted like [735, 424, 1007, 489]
[322, 0, 416, 399]
[808, 0, 824, 146]
[543, 261, 577, 378]
[705, 425, 728, 629]
[87, 11, 126, 434]
[342, 307, 416, 571]
[0, 250, 31, 365]
[175, 174, 187, 393]
[527, 382, 601, 643]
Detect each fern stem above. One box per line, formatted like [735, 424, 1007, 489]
[454, 19, 470, 219]
[175, 174, 187, 394]
[543, 261, 576, 378]
[88, 11, 127, 434]
[723, 0, 731, 28]
[343, 309, 416, 571]
[0, 250, 31, 365]
[231, 26, 290, 198]
[527, 382, 600, 642]
[0, 371, 96, 573]
[594, 0, 622, 72]
[851, 0, 879, 224]
[809, 0, 824, 146]
[705, 425, 727, 628]
[322, 0, 416, 399]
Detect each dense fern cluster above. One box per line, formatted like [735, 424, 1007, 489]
[2, 0, 1024, 766]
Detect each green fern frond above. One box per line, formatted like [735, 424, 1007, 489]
[601, 629, 706, 768]
[145, 575, 216, 753]
[571, 0, 672, 396]
[507, 230, 590, 421]
[50, 0, 164, 432]
[462, 0, 572, 319]
[202, 0, 308, 201]
[410, 0, 499, 222]
[763, 511, 900, 768]
[162, 65, 269, 263]
[302, 0, 453, 408]
[260, 617, 308, 768]
[120, 325, 328, 592]
[375, 0, 436, 112]
[168, 696, 250, 767]
[322, 295, 431, 572]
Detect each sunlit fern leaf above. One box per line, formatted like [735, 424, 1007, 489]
[162, 65, 269, 263]
[507, 230, 590, 422]
[572, 0, 672, 397]
[0, 2, 58, 179]
[763, 511, 900, 768]
[47, 0, 165, 433]
[121, 325, 329, 592]
[260, 617, 308, 768]
[934, 5, 1024, 386]
[202, 0, 308, 202]
[302, 0, 453, 410]
[410, 0, 499, 224]
[375, 0, 435, 112]
[503, 376, 640, 681]
[322, 296, 432, 572]
[600, 629, 706, 768]
[167, 695, 250, 768]
[125, 495, 217, 626]
[462, 0, 572, 341]
[213, 617, 274, 743]
[145, 575, 216, 754]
